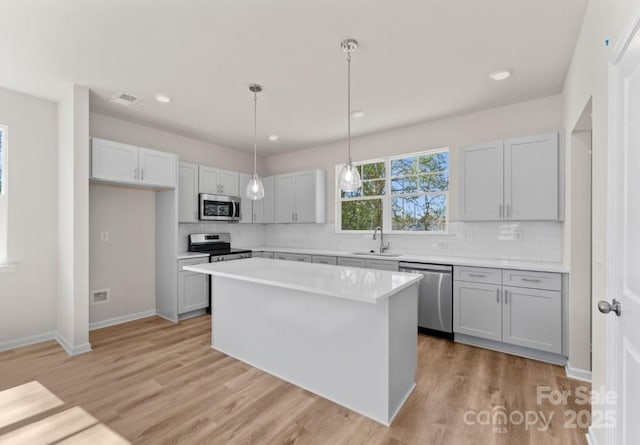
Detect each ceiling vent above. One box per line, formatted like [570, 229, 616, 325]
[112, 92, 140, 106]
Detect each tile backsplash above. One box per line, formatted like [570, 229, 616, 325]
[181, 221, 563, 263]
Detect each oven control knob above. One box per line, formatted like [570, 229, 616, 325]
[219, 256, 224, 261]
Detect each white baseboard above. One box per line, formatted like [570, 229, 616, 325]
[0, 331, 57, 352]
[55, 334, 92, 356]
[89, 309, 157, 331]
[565, 362, 592, 382]
[586, 427, 598, 445]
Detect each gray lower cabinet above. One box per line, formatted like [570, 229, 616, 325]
[366, 259, 398, 271]
[338, 257, 366, 268]
[178, 259, 209, 314]
[453, 266, 563, 355]
[502, 286, 562, 354]
[312, 255, 337, 265]
[453, 281, 502, 341]
[274, 252, 312, 262]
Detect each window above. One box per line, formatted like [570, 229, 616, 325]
[337, 148, 449, 233]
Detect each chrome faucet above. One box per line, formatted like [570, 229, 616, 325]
[372, 226, 390, 254]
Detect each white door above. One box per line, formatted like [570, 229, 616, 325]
[504, 133, 559, 220]
[90, 138, 139, 184]
[238, 174, 253, 223]
[294, 171, 316, 223]
[459, 141, 504, 221]
[138, 147, 176, 187]
[275, 174, 296, 223]
[199, 166, 220, 194]
[178, 162, 199, 222]
[604, 22, 640, 444]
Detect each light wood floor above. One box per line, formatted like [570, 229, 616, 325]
[0, 315, 589, 444]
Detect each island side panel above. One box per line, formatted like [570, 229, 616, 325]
[387, 283, 419, 422]
[212, 276, 391, 424]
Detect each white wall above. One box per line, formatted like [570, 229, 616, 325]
[90, 184, 156, 324]
[88, 113, 262, 325]
[57, 85, 91, 354]
[561, 0, 640, 441]
[262, 95, 565, 263]
[264, 95, 563, 224]
[0, 87, 59, 349]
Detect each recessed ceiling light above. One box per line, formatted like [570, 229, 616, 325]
[351, 110, 365, 118]
[268, 134, 279, 141]
[154, 94, 171, 103]
[489, 70, 512, 81]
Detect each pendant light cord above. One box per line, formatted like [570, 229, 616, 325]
[347, 51, 352, 165]
[253, 91, 258, 175]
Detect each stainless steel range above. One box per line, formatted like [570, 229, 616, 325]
[188, 233, 252, 262]
[188, 233, 251, 313]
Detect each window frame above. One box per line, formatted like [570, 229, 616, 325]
[336, 147, 449, 235]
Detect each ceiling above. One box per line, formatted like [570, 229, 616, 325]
[0, 0, 587, 155]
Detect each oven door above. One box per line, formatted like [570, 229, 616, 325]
[199, 194, 241, 221]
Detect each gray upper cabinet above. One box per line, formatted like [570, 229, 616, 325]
[238, 173, 253, 224]
[199, 166, 239, 196]
[504, 133, 559, 220]
[459, 132, 561, 221]
[275, 170, 326, 224]
[178, 162, 199, 223]
[459, 141, 504, 221]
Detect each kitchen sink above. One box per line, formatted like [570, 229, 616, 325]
[351, 251, 402, 258]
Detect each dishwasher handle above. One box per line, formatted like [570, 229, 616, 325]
[398, 262, 452, 273]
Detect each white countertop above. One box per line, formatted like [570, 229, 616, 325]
[240, 245, 569, 273]
[177, 252, 210, 260]
[184, 258, 422, 303]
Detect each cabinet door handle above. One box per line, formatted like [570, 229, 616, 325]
[468, 273, 486, 278]
[496, 288, 500, 303]
[499, 204, 503, 218]
[504, 289, 509, 304]
[521, 278, 541, 282]
[140, 169, 144, 181]
[134, 168, 138, 180]
[506, 204, 511, 217]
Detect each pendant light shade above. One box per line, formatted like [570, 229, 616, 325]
[247, 173, 265, 200]
[247, 84, 265, 201]
[339, 39, 362, 193]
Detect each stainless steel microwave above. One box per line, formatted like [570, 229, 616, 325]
[199, 194, 241, 221]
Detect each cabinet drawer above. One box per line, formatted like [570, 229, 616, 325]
[274, 252, 312, 263]
[312, 255, 337, 265]
[454, 266, 501, 284]
[338, 257, 367, 268]
[366, 259, 398, 271]
[178, 257, 209, 271]
[502, 270, 561, 291]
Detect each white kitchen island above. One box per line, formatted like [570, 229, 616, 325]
[184, 257, 422, 426]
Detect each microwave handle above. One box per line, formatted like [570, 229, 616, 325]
[234, 201, 241, 218]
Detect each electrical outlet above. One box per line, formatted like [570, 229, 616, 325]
[100, 231, 110, 242]
[436, 242, 448, 249]
[513, 230, 523, 240]
[463, 232, 473, 240]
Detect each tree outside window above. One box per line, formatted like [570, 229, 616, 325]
[337, 149, 449, 233]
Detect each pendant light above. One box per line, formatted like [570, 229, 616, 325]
[246, 84, 265, 200]
[339, 39, 362, 193]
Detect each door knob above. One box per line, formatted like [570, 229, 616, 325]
[598, 299, 622, 316]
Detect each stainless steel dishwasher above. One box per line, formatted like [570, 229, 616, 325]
[399, 262, 453, 340]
